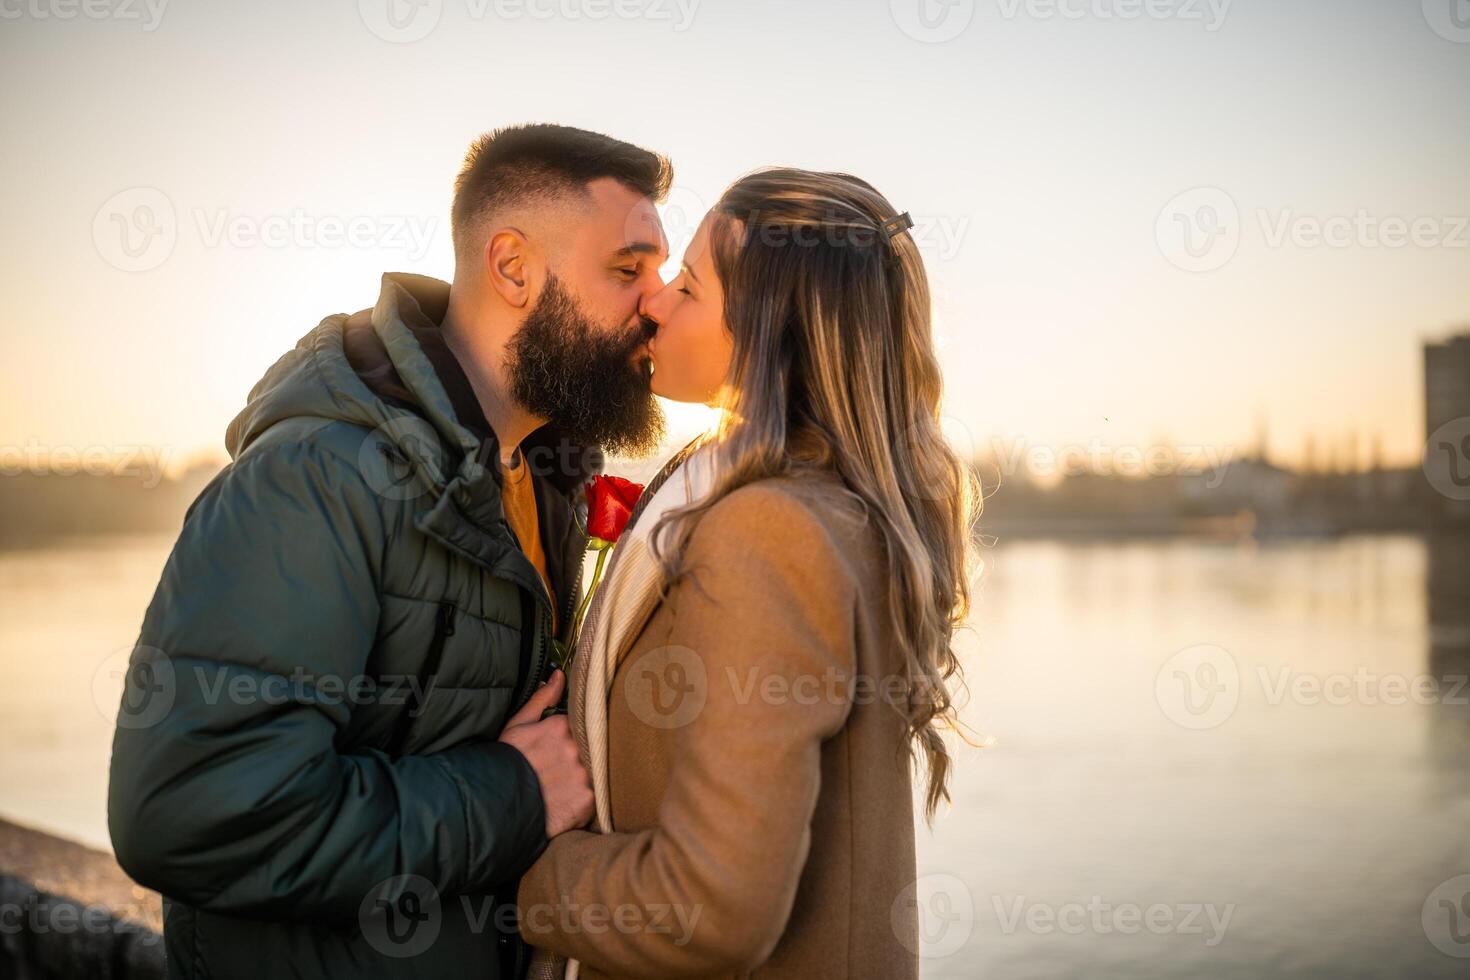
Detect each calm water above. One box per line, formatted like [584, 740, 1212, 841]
[2, 533, 1468, 978]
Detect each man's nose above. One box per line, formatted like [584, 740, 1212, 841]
[638, 286, 665, 327]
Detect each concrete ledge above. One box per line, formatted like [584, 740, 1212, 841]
[0, 818, 164, 979]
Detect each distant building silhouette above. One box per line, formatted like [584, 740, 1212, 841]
[1425, 333, 1470, 440]
[1424, 331, 1470, 524]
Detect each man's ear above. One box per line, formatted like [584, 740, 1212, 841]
[483, 228, 535, 309]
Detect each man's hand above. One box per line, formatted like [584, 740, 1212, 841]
[498, 669, 594, 838]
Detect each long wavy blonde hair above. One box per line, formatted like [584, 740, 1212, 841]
[650, 168, 980, 820]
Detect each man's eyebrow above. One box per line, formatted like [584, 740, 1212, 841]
[614, 241, 666, 259]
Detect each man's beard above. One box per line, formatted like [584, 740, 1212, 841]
[506, 273, 665, 458]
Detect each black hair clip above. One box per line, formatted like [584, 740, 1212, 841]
[880, 211, 915, 241]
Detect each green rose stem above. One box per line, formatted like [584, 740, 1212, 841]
[566, 538, 613, 662]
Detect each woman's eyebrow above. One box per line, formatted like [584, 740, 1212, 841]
[682, 262, 700, 284]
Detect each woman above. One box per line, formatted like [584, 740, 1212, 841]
[518, 168, 978, 979]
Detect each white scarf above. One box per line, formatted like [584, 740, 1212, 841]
[552, 442, 719, 980]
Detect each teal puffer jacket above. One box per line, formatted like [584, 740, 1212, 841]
[107, 273, 593, 980]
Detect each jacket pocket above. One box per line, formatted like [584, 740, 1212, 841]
[388, 600, 457, 757]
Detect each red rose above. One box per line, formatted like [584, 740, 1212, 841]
[583, 474, 644, 545]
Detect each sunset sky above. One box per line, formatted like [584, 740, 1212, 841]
[4, 0, 1469, 477]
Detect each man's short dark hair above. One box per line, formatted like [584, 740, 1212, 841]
[451, 123, 673, 265]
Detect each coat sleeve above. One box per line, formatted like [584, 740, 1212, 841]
[106, 435, 548, 925]
[516, 484, 859, 977]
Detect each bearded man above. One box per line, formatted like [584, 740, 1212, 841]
[107, 123, 672, 980]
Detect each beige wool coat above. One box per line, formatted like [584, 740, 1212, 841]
[517, 470, 921, 980]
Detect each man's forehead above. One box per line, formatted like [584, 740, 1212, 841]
[584, 177, 669, 261]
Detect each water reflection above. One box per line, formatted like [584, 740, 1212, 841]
[1, 533, 1469, 976]
[1426, 532, 1470, 802]
[930, 533, 1470, 979]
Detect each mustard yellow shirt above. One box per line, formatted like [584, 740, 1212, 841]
[501, 452, 556, 630]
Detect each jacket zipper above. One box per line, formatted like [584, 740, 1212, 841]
[388, 600, 456, 757]
[511, 593, 546, 717]
[511, 517, 587, 713]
